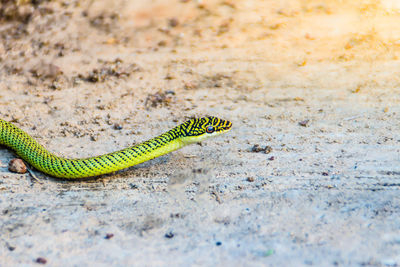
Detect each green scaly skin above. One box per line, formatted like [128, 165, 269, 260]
[0, 117, 232, 179]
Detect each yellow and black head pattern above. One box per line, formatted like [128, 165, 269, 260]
[178, 116, 232, 144]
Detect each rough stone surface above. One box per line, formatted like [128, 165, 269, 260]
[8, 159, 27, 174]
[1, 0, 400, 266]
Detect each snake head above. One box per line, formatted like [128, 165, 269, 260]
[179, 116, 232, 145]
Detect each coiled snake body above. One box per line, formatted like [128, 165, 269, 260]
[0, 117, 232, 179]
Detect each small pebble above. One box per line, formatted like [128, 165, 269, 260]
[165, 231, 174, 239]
[8, 159, 27, 174]
[268, 156, 275, 161]
[251, 144, 272, 154]
[113, 124, 123, 130]
[251, 144, 262, 152]
[299, 119, 310, 127]
[31, 62, 62, 80]
[264, 146, 273, 154]
[158, 40, 167, 47]
[105, 233, 114, 239]
[322, 172, 329, 176]
[169, 18, 179, 27]
[36, 257, 47, 264]
[247, 177, 255, 182]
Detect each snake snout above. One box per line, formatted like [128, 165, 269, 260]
[219, 120, 232, 132]
[225, 121, 232, 130]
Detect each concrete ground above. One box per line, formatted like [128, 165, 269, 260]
[1, 0, 400, 266]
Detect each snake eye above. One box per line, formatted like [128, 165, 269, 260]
[206, 125, 215, 134]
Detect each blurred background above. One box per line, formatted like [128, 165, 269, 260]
[2, 0, 400, 88]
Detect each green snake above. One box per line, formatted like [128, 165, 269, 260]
[0, 117, 232, 179]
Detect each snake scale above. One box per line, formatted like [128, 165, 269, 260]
[0, 117, 232, 179]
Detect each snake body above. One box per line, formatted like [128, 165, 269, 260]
[0, 117, 232, 179]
